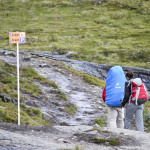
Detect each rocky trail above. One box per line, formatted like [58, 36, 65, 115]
[0, 49, 105, 126]
[0, 121, 150, 150]
[0, 49, 150, 150]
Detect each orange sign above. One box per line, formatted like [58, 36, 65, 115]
[9, 32, 26, 43]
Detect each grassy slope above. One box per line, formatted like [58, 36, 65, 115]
[0, 59, 68, 125]
[0, 0, 149, 69]
[0, 101, 50, 126]
[0, 59, 60, 99]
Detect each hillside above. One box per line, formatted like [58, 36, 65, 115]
[0, 1, 150, 149]
[0, 49, 106, 126]
[0, 0, 150, 68]
[0, 49, 150, 130]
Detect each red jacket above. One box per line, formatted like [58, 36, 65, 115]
[102, 86, 106, 103]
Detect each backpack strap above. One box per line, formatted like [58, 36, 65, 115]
[127, 80, 132, 105]
[135, 87, 140, 105]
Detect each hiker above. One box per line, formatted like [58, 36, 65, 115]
[120, 72, 148, 132]
[102, 66, 126, 128]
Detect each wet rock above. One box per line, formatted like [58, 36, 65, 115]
[59, 122, 69, 126]
[98, 106, 103, 110]
[0, 51, 7, 56]
[76, 118, 82, 121]
[94, 1, 103, 5]
[39, 63, 50, 68]
[27, 101, 40, 107]
[23, 56, 31, 62]
[42, 113, 51, 120]
[0, 93, 16, 103]
[7, 52, 16, 57]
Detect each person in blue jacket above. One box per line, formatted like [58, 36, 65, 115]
[102, 66, 126, 128]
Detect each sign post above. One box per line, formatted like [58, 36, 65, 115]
[9, 32, 26, 125]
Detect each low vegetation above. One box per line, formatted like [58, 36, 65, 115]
[0, 60, 66, 100]
[94, 116, 106, 127]
[72, 70, 106, 88]
[64, 103, 77, 116]
[93, 137, 120, 146]
[0, 0, 149, 69]
[63, 65, 106, 88]
[59, 145, 84, 150]
[143, 102, 150, 132]
[0, 60, 68, 125]
[0, 101, 50, 126]
[49, 59, 106, 88]
[58, 90, 68, 101]
[74, 145, 84, 150]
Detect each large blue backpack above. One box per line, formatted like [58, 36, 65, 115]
[105, 66, 126, 107]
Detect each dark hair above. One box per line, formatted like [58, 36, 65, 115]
[125, 72, 134, 79]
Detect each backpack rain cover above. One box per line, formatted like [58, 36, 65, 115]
[105, 66, 126, 107]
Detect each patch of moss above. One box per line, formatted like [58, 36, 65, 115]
[64, 103, 77, 116]
[93, 138, 106, 144]
[0, 101, 50, 126]
[20, 67, 39, 80]
[94, 116, 106, 127]
[58, 90, 68, 101]
[20, 80, 41, 97]
[109, 138, 120, 146]
[74, 145, 84, 150]
[0, 61, 16, 74]
[64, 67, 106, 88]
[82, 73, 106, 88]
[36, 76, 58, 89]
[143, 102, 150, 132]
[93, 137, 120, 146]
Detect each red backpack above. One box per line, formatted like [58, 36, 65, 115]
[129, 78, 148, 105]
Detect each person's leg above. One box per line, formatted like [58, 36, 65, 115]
[135, 104, 144, 132]
[107, 107, 117, 128]
[124, 103, 136, 129]
[116, 108, 124, 128]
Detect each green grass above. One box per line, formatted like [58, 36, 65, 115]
[81, 73, 106, 88]
[58, 90, 68, 101]
[74, 145, 84, 150]
[93, 137, 120, 146]
[143, 102, 150, 132]
[0, 101, 50, 126]
[0, 0, 149, 69]
[62, 65, 106, 88]
[64, 103, 77, 116]
[0, 60, 67, 100]
[94, 116, 106, 127]
[49, 59, 106, 88]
